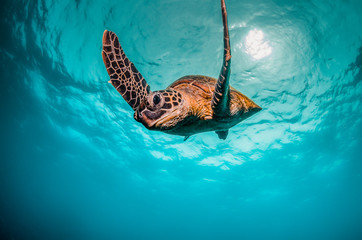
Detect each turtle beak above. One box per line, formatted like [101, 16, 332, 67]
[137, 111, 154, 129]
[133, 101, 155, 129]
[135, 108, 168, 130]
[134, 108, 158, 129]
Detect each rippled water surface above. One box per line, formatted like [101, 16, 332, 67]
[1, 0, 361, 239]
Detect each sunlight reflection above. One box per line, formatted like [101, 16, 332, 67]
[244, 29, 272, 60]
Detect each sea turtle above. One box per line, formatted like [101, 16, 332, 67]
[102, 0, 261, 140]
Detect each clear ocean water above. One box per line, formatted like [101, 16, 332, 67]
[1, 0, 361, 239]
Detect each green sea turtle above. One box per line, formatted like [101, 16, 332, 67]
[102, 0, 261, 140]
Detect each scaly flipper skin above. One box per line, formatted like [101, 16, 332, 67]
[211, 0, 232, 118]
[102, 30, 150, 110]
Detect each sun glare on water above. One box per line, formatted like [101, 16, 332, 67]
[244, 29, 272, 60]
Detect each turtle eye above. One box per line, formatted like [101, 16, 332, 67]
[153, 94, 161, 105]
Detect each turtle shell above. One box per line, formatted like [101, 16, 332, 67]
[167, 75, 217, 95]
[167, 75, 249, 117]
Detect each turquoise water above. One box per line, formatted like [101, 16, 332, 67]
[1, 0, 361, 239]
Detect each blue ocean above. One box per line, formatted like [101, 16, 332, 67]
[1, 0, 361, 239]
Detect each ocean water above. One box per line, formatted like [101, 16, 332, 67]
[1, 0, 361, 239]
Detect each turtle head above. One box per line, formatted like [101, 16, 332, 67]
[134, 90, 186, 130]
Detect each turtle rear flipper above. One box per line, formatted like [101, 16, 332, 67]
[216, 130, 229, 140]
[102, 30, 151, 110]
[212, 0, 231, 117]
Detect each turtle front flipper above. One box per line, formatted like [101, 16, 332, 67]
[102, 30, 151, 110]
[211, 0, 231, 117]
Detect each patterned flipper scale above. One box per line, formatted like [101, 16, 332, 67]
[102, 30, 150, 110]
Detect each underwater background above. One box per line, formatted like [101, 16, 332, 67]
[1, 0, 361, 239]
